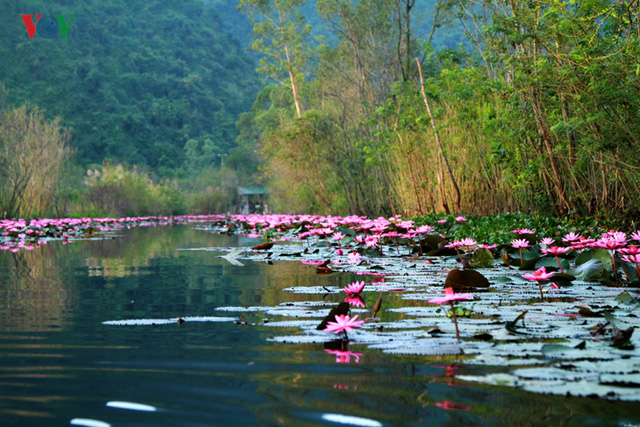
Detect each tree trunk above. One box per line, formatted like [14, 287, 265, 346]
[415, 58, 461, 213]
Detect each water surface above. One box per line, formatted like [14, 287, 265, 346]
[1, 224, 638, 426]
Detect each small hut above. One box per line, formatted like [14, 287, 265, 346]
[237, 186, 270, 214]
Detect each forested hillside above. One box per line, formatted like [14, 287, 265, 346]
[0, 0, 260, 169]
[238, 0, 640, 219]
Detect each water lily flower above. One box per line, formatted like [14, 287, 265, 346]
[343, 281, 365, 295]
[562, 231, 581, 243]
[332, 232, 345, 247]
[539, 237, 555, 246]
[480, 243, 497, 250]
[511, 238, 530, 266]
[522, 266, 556, 281]
[428, 287, 473, 304]
[620, 252, 640, 283]
[364, 235, 379, 248]
[458, 238, 477, 250]
[631, 230, 640, 242]
[602, 230, 627, 242]
[522, 266, 555, 299]
[415, 225, 436, 234]
[595, 234, 627, 282]
[541, 246, 571, 273]
[446, 238, 477, 263]
[511, 239, 530, 248]
[512, 228, 535, 235]
[571, 236, 596, 251]
[324, 314, 365, 339]
[397, 220, 415, 230]
[619, 245, 640, 256]
[347, 252, 361, 265]
[428, 287, 473, 341]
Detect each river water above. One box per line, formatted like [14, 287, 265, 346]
[1, 224, 638, 426]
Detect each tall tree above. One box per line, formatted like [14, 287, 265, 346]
[239, 0, 312, 118]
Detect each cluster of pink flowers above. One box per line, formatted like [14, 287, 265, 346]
[0, 215, 230, 252]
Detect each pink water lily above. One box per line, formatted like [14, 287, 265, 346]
[332, 231, 345, 241]
[522, 266, 555, 299]
[522, 266, 556, 281]
[428, 287, 473, 305]
[570, 236, 595, 251]
[364, 235, 379, 248]
[542, 246, 571, 256]
[428, 287, 473, 341]
[446, 238, 477, 264]
[347, 252, 361, 265]
[562, 232, 581, 243]
[343, 281, 365, 295]
[595, 233, 627, 282]
[415, 225, 435, 234]
[324, 314, 365, 338]
[511, 238, 530, 266]
[511, 239, 530, 248]
[541, 246, 571, 273]
[620, 252, 640, 282]
[539, 237, 555, 246]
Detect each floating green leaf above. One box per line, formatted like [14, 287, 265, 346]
[470, 248, 495, 268]
[567, 258, 605, 281]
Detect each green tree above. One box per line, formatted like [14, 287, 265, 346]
[0, 0, 260, 170]
[239, 0, 312, 118]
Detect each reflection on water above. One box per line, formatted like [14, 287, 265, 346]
[0, 224, 639, 426]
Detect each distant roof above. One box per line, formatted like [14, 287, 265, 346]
[237, 186, 270, 195]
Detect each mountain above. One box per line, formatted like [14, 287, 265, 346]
[0, 0, 261, 170]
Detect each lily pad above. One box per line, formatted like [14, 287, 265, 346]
[470, 248, 495, 268]
[567, 258, 606, 282]
[444, 268, 491, 290]
[534, 256, 571, 272]
[576, 248, 613, 270]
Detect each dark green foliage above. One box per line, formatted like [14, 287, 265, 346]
[0, 0, 260, 169]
